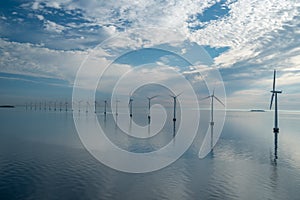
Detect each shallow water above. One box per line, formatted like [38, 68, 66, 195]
[0, 108, 299, 200]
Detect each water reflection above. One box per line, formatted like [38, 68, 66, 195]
[270, 131, 279, 194]
[271, 132, 279, 166]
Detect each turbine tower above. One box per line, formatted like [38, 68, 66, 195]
[270, 70, 282, 133]
[129, 95, 133, 118]
[170, 92, 182, 122]
[201, 89, 225, 150]
[147, 95, 158, 121]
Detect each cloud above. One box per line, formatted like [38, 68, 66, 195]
[44, 20, 66, 33]
[1, 0, 300, 109]
[0, 38, 87, 83]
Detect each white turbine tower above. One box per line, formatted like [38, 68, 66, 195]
[270, 70, 282, 133]
[170, 92, 182, 122]
[201, 89, 225, 150]
[147, 95, 158, 121]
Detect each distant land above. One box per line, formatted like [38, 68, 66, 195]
[250, 109, 265, 112]
[0, 105, 15, 108]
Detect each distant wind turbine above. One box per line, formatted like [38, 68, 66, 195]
[86, 101, 90, 113]
[147, 95, 158, 121]
[270, 70, 282, 133]
[129, 95, 133, 118]
[78, 100, 83, 112]
[170, 92, 182, 122]
[65, 101, 68, 112]
[104, 100, 107, 115]
[115, 99, 120, 116]
[201, 89, 225, 150]
[48, 101, 52, 111]
[94, 101, 97, 113]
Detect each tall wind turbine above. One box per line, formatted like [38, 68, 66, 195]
[129, 95, 133, 118]
[201, 89, 225, 150]
[147, 95, 158, 121]
[170, 92, 182, 122]
[270, 70, 282, 133]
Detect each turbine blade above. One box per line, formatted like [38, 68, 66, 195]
[150, 95, 159, 99]
[270, 93, 274, 110]
[212, 88, 215, 96]
[199, 96, 210, 101]
[214, 96, 225, 106]
[176, 92, 183, 97]
[273, 70, 276, 91]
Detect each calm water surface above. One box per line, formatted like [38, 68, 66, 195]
[0, 108, 299, 200]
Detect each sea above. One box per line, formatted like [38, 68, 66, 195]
[0, 107, 299, 200]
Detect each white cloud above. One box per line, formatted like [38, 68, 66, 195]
[44, 20, 66, 33]
[36, 14, 44, 21]
[0, 39, 87, 82]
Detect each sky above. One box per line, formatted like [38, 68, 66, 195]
[0, 0, 300, 110]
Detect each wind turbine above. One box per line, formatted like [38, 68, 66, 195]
[54, 101, 57, 111]
[115, 99, 120, 116]
[65, 101, 68, 112]
[129, 95, 133, 118]
[270, 70, 282, 133]
[147, 95, 158, 121]
[59, 101, 62, 112]
[79, 100, 83, 112]
[170, 92, 182, 122]
[48, 101, 52, 111]
[104, 100, 107, 115]
[86, 101, 90, 113]
[201, 89, 225, 150]
[94, 101, 97, 113]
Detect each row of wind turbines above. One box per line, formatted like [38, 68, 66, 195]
[25, 70, 281, 135]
